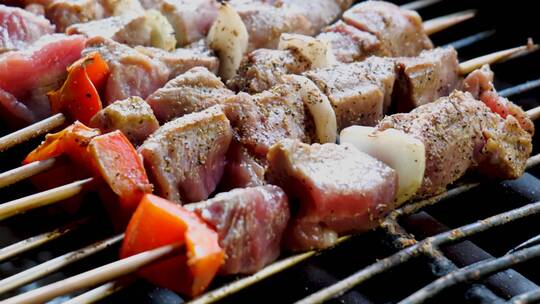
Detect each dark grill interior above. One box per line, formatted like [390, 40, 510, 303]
[1, 0, 540, 303]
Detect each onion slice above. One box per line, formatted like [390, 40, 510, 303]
[145, 10, 177, 52]
[340, 126, 426, 204]
[207, 3, 249, 81]
[278, 33, 336, 69]
[283, 75, 337, 144]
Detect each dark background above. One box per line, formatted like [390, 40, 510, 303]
[1, 0, 539, 303]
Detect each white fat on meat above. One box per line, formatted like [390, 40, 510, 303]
[340, 126, 426, 205]
[278, 33, 336, 69]
[207, 3, 248, 81]
[283, 75, 337, 144]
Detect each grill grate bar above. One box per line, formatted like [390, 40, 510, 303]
[444, 30, 496, 50]
[509, 234, 540, 254]
[382, 216, 508, 303]
[0, 234, 123, 294]
[0, 217, 88, 263]
[510, 288, 540, 304]
[294, 201, 540, 304]
[403, 211, 539, 298]
[398, 244, 540, 304]
[423, 248, 506, 303]
[500, 78, 540, 98]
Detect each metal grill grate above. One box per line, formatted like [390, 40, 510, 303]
[0, 0, 539, 303]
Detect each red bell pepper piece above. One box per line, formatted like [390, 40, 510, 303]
[23, 123, 152, 225]
[120, 194, 224, 297]
[23, 121, 100, 171]
[48, 52, 110, 125]
[88, 131, 153, 226]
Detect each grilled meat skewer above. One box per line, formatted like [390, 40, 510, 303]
[3, 91, 537, 302]
[228, 0, 469, 91]
[0, 3, 470, 152]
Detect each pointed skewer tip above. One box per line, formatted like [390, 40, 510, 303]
[423, 9, 477, 35]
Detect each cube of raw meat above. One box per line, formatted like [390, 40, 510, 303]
[90, 96, 159, 146]
[139, 105, 232, 204]
[266, 139, 397, 251]
[187, 185, 289, 274]
[146, 67, 233, 123]
[0, 4, 55, 51]
[83, 36, 169, 105]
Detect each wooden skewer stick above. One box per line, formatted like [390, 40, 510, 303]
[460, 44, 539, 74]
[457, 44, 538, 75]
[1, 243, 180, 304]
[526, 106, 540, 121]
[0, 158, 56, 189]
[62, 276, 136, 304]
[423, 9, 476, 36]
[401, 0, 443, 11]
[0, 113, 65, 153]
[0, 234, 124, 294]
[0, 217, 88, 263]
[0, 177, 94, 221]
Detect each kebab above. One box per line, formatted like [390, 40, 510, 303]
[0, 43, 537, 254]
[0, 35, 536, 296]
[0, 40, 530, 217]
[0, 2, 472, 152]
[84, 46, 530, 204]
[215, 1, 474, 82]
[2, 76, 538, 303]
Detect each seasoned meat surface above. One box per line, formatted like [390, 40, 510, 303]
[0, 34, 85, 126]
[90, 96, 159, 146]
[463, 65, 535, 135]
[146, 67, 234, 123]
[67, 14, 151, 47]
[222, 81, 316, 158]
[229, 49, 311, 93]
[393, 47, 460, 112]
[46, 0, 106, 32]
[377, 91, 533, 198]
[136, 43, 219, 79]
[343, 1, 432, 57]
[305, 56, 396, 129]
[159, 0, 218, 46]
[266, 140, 397, 251]
[139, 105, 232, 204]
[45, 0, 144, 32]
[187, 185, 289, 274]
[219, 140, 266, 191]
[318, 20, 380, 63]
[83, 36, 169, 105]
[0, 4, 55, 51]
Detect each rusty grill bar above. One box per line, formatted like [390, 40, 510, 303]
[0, 0, 539, 303]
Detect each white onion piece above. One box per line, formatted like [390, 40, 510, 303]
[207, 3, 249, 81]
[340, 126, 426, 205]
[145, 10, 177, 51]
[283, 75, 337, 144]
[278, 33, 336, 69]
